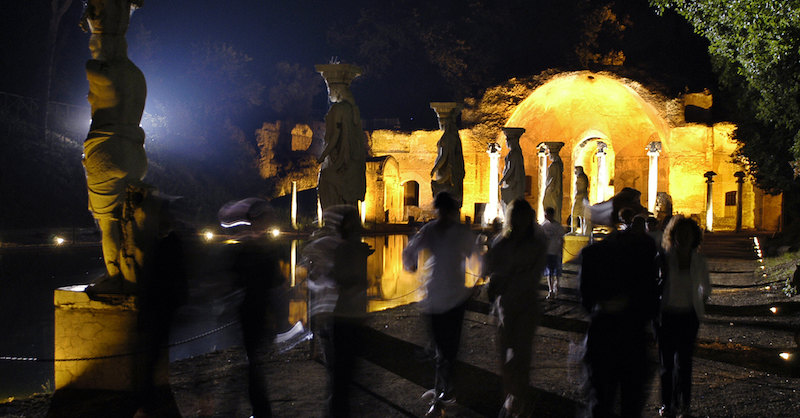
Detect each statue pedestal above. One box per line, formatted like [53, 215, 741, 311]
[54, 285, 167, 391]
[563, 234, 590, 264]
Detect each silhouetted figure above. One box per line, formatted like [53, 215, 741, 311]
[579, 208, 659, 417]
[646, 216, 663, 250]
[655, 216, 710, 418]
[541, 207, 566, 300]
[219, 198, 288, 418]
[484, 199, 547, 417]
[135, 200, 188, 417]
[302, 205, 372, 417]
[403, 192, 480, 417]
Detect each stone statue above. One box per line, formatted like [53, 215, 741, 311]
[542, 144, 564, 223]
[572, 166, 590, 234]
[500, 128, 526, 211]
[430, 103, 465, 208]
[80, 0, 157, 294]
[315, 64, 367, 211]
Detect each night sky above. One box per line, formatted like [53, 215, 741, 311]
[0, 0, 716, 227]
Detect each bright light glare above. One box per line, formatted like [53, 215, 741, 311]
[270, 228, 280, 238]
[203, 231, 214, 242]
[770, 307, 778, 314]
[54, 236, 65, 245]
[779, 352, 791, 360]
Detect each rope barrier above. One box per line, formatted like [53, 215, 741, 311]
[0, 320, 241, 363]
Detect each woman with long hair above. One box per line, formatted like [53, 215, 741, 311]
[484, 199, 547, 417]
[657, 215, 711, 418]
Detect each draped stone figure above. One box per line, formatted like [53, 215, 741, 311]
[430, 103, 465, 208]
[542, 144, 564, 223]
[81, 0, 156, 293]
[315, 64, 367, 211]
[572, 166, 590, 234]
[500, 128, 526, 211]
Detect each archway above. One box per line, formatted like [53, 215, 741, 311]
[506, 71, 669, 222]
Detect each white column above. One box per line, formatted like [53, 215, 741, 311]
[537, 144, 548, 224]
[484, 142, 502, 225]
[290, 240, 297, 287]
[596, 141, 608, 202]
[704, 171, 716, 232]
[291, 181, 298, 230]
[647, 141, 662, 212]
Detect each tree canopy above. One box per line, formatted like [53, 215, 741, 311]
[650, 0, 800, 193]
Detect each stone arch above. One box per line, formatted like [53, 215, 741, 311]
[506, 71, 670, 221]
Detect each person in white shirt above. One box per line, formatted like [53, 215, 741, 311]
[403, 192, 480, 416]
[541, 207, 566, 299]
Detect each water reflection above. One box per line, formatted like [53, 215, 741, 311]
[285, 235, 426, 326]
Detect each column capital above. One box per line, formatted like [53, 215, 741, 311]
[596, 141, 608, 154]
[501, 127, 525, 140]
[646, 141, 662, 156]
[430, 102, 462, 129]
[542, 141, 565, 155]
[487, 142, 500, 154]
[734, 171, 746, 183]
[704, 171, 717, 183]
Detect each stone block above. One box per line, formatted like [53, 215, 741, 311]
[563, 234, 590, 264]
[54, 285, 167, 391]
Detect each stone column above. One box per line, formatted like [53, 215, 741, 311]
[596, 141, 608, 202]
[542, 142, 565, 223]
[484, 142, 501, 224]
[647, 141, 662, 213]
[704, 171, 717, 231]
[735, 171, 746, 231]
[429, 102, 465, 208]
[291, 180, 298, 230]
[315, 63, 366, 211]
[537, 144, 549, 223]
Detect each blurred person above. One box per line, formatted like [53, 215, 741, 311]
[402, 192, 481, 417]
[578, 207, 659, 417]
[484, 199, 547, 417]
[135, 198, 188, 417]
[655, 216, 710, 418]
[646, 216, 664, 250]
[541, 207, 566, 299]
[219, 198, 289, 418]
[301, 205, 372, 417]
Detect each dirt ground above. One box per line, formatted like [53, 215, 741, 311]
[2, 261, 800, 417]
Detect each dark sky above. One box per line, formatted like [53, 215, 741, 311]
[0, 0, 715, 133]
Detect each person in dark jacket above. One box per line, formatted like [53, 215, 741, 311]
[579, 210, 659, 417]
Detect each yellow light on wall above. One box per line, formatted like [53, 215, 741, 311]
[270, 228, 280, 238]
[203, 231, 214, 242]
[779, 352, 791, 360]
[770, 307, 778, 314]
[54, 236, 66, 246]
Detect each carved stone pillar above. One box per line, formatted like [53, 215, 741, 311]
[429, 102, 465, 208]
[537, 144, 549, 223]
[735, 171, 746, 231]
[484, 142, 501, 224]
[704, 171, 717, 231]
[542, 141, 565, 223]
[647, 141, 662, 213]
[596, 141, 608, 202]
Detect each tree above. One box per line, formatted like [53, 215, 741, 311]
[650, 0, 800, 193]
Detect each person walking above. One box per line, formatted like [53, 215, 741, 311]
[656, 215, 711, 418]
[302, 205, 372, 418]
[402, 192, 480, 417]
[541, 207, 566, 299]
[578, 208, 660, 417]
[484, 199, 547, 417]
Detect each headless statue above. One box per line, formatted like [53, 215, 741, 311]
[81, 0, 157, 293]
[572, 166, 590, 234]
